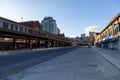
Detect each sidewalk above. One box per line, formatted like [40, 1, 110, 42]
[93, 47, 120, 70]
[0, 47, 62, 55]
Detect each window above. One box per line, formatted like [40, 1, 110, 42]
[116, 26, 119, 33]
[23, 27, 25, 32]
[25, 27, 28, 33]
[0, 21, 3, 28]
[20, 26, 23, 32]
[34, 26, 39, 31]
[114, 24, 119, 34]
[23, 27, 28, 33]
[8, 23, 11, 29]
[44, 23, 48, 32]
[13, 25, 16, 30]
[109, 30, 112, 36]
[28, 28, 32, 33]
[3, 22, 8, 28]
[15, 25, 18, 31]
[18, 26, 20, 31]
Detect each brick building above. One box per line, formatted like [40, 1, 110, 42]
[20, 21, 42, 35]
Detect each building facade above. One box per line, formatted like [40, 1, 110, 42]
[93, 33, 100, 47]
[0, 17, 72, 50]
[89, 32, 94, 39]
[81, 33, 86, 38]
[41, 17, 60, 34]
[20, 21, 42, 35]
[94, 13, 120, 50]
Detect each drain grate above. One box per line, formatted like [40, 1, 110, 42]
[88, 64, 98, 67]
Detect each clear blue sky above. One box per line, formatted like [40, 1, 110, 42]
[0, 0, 120, 37]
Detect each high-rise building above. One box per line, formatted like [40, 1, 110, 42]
[89, 32, 94, 38]
[41, 17, 60, 34]
[56, 27, 60, 34]
[81, 33, 86, 38]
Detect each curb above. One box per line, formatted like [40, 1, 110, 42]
[0, 47, 62, 55]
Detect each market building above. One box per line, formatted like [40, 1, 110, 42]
[94, 13, 120, 50]
[0, 17, 72, 50]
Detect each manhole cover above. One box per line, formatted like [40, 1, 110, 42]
[88, 64, 98, 67]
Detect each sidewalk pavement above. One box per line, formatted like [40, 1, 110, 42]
[0, 47, 62, 55]
[93, 47, 120, 70]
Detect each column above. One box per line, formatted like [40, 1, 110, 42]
[51, 41, 54, 47]
[38, 40, 40, 48]
[45, 40, 48, 48]
[13, 38, 16, 49]
[29, 40, 33, 49]
[26, 39, 30, 49]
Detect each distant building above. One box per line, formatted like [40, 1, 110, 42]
[89, 32, 94, 38]
[79, 32, 94, 46]
[81, 33, 86, 38]
[93, 32, 100, 46]
[41, 17, 60, 34]
[56, 27, 60, 34]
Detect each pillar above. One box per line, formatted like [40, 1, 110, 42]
[45, 40, 48, 48]
[13, 38, 16, 49]
[38, 40, 40, 48]
[51, 41, 54, 47]
[30, 40, 33, 49]
[26, 39, 30, 49]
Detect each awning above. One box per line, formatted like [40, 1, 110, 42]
[110, 35, 119, 42]
[104, 37, 111, 43]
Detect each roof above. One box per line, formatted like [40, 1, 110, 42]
[0, 16, 19, 24]
[100, 12, 120, 34]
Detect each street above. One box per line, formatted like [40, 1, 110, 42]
[0, 47, 120, 80]
[0, 47, 78, 79]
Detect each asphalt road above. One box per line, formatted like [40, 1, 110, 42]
[0, 47, 78, 79]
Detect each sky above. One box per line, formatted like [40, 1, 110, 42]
[0, 0, 120, 37]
